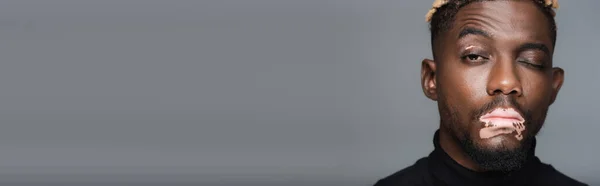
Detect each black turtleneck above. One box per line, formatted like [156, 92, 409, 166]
[374, 130, 588, 186]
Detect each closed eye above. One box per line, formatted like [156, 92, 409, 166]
[517, 60, 545, 69]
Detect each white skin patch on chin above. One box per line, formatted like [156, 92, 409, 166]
[514, 122, 526, 140]
[479, 121, 526, 140]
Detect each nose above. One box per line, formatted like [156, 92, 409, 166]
[486, 58, 522, 96]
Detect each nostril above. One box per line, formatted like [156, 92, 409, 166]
[491, 89, 520, 95]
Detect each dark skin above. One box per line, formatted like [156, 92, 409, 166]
[421, 1, 564, 171]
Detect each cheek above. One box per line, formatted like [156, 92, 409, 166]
[439, 67, 488, 100]
[521, 73, 554, 116]
[437, 68, 488, 116]
[521, 73, 553, 105]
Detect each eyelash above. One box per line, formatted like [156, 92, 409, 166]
[518, 59, 546, 69]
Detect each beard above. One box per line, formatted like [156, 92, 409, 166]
[440, 96, 545, 172]
[461, 133, 533, 172]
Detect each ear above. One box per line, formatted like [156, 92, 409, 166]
[549, 67, 564, 105]
[421, 58, 438, 101]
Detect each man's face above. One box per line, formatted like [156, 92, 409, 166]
[421, 1, 564, 171]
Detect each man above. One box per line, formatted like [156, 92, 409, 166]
[374, 0, 588, 185]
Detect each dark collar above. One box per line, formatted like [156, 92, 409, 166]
[427, 130, 542, 186]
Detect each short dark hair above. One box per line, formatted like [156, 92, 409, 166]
[429, 0, 557, 49]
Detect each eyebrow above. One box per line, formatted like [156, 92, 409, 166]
[518, 43, 551, 55]
[458, 27, 491, 39]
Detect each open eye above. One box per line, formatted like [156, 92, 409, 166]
[462, 54, 488, 64]
[467, 54, 482, 60]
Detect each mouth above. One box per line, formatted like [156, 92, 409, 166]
[480, 107, 525, 123]
[479, 107, 526, 140]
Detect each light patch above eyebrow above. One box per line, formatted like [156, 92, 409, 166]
[465, 45, 477, 50]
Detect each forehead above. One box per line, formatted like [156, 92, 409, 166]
[447, 1, 553, 48]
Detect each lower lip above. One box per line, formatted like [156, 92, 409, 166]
[479, 118, 524, 140]
[479, 126, 517, 139]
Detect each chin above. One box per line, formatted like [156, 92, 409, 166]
[475, 133, 527, 151]
[461, 132, 534, 172]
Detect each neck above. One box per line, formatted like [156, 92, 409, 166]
[438, 127, 484, 172]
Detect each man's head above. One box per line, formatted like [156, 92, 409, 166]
[420, 0, 564, 172]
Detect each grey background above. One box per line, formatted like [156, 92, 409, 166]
[0, 0, 595, 185]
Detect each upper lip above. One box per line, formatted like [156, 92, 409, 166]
[484, 116, 520, 119]
[479, 107, 525, 122]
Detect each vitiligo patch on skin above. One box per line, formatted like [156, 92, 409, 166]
[478, 108, 526, 140]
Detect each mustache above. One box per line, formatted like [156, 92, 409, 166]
[473, 96, 529, 121]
